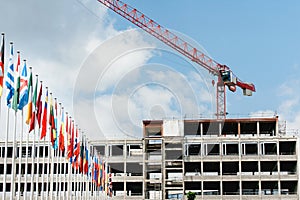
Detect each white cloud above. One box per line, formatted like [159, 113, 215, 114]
[71, 29, 217, 138]
[249, 110, 277, 118]
[277, 78, 300, 132]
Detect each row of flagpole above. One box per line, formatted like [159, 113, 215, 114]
[0, 33, 112, 199]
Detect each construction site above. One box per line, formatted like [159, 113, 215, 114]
[0, 0, 299, 200]
[93, 117, 299, 199]
[92, 2, 299, 198]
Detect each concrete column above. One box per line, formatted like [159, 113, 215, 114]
[257, 121, 260, 137]
[200, 123, 203, 137]
[238, 122, 241, 137]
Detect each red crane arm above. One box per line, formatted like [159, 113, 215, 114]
[97, 0, 220, 75]
[97, 0, 255, 93]
[96, 0, 255, 119]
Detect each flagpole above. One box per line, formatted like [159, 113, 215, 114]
[79, 130, 82, 199]
[46, 133, 50, 200]
[32, 126, 38, 200]
[27, 70, 36, 199]
[84, 135, 87, 200]
[27, 74, 40, 200]
[24, 108, 31, 199]
[3, 41, 13, 199]
[54, 100, 60, 200]
[58, 104, 63, 200]
[91, 148, 99, 199]
[40, 86, 47, 199]
[62, 111, 67, 200]
[49, 129, 54, 200]
[76, 126, 80, 200]
[32, 128, 38, 200]
[10, 110, 17, 200]
[41, 137, 46, 199]
[56, 103, 62, 200]
[66, 115, 71, 200]
[67, 153, 71, 199]
[3, 105, 10, 200]
[83, 133, 86, 199]
[0, 33, 4, 120]
[57, 104, 61, 200]
[18, 110, 27, 198]
[19, 58, 28, 198]
[86, 138, 89, 200]
[92, 176, 95, 200]
[76, 125, 80, 200]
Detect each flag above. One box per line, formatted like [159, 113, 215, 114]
[59, 107, 65, 153]
[108, 166, 112, 197]
[87, 148, 94, 180]
[40, 88, 48, 139]
[102, 161, 106, 191]
[6, 42, 14, 107]
[66, 112, 69, 134]
[25, 68, 33, 124]
[18, 60, 28, 110]
[28, 76, 38, 133]
[84, 142, 89, 175]
[72, 127, 80, 169]
[93, 155, 98, 184]
[0, 33, 5, 97]
[80, 136, 84, 172]
[49, 93, 56, 148]
[36, 82, 43, 127]
[67, 118, 73, 162]
[105, 162, 109, 194]
[72, 136, 80, 169]
[98, 158, 102, 188]
[53, 98, 58, 149]
[12, 51, 21, 111]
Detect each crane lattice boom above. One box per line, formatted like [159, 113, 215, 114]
[97, 0, 256, 118]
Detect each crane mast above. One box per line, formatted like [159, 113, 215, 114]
[97, 0, 256, 119]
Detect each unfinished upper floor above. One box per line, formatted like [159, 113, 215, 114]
[143, 117, 286, 138]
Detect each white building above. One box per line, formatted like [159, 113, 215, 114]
[92, 116, 299, 199]
[0, 116, 299, 199]
[0, 139, 107, 200]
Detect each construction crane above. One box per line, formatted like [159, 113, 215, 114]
[96, 0, 256, 119]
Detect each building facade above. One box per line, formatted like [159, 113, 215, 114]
[0, 116, 299, 199]
[93, 116, 299, 200]
[0, 139, 107, 200]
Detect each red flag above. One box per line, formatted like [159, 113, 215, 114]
[67, 119, 74, 161]
[29, 111, 36, 133]
[72, 127, 80, 169]
[28, 76, 38, 133]
[36, 82, 43, 127]
[59, 107, 65, 153]
[40, 88, 48, 140]
[0, 33, 5, 97]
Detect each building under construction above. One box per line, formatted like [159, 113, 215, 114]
[93, 116, 299, 200]
[0, 116, 298, 199]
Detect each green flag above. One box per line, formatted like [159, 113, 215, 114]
[12, 52, 21, 111]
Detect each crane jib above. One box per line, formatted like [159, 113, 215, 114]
[97, 0, 256, 118]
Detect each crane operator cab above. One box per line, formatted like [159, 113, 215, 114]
[219, 69, 237, 92]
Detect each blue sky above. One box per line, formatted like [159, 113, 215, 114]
[107, 1, 300, 128]
[0, 0, 299, 139]
[122, 0, 300, 112]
